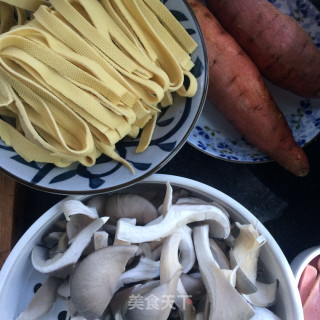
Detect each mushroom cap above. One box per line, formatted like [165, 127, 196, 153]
[70, 245, 138, 320]
[104, 193, 158, 225]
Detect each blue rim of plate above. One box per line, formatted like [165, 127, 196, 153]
[0, 0, 209, 194]
[187, 0, 320, 164]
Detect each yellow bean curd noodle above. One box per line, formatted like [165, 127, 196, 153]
[0, 0, 198, 171]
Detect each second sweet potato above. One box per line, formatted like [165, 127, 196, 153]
[187, 0, 309, 176]
[206, 0, 320, 98]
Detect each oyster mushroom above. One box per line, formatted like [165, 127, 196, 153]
[251, 306, 281, 319]
[137, 241, 163, 260]
[62, 199, 99, 221]
[48, 232, 69, 257]
[114, 218, 137, 245]
[160, 232, 196, 319]
[43, 232, 65, 249]
[176, 226, 196, 273]
[31, 217, 109, 278]
[176, 197, 209, 205]
[103, 193, 158, 225]
[209, 238, 230, 270]
[229, 223, 278, 306]
[116, 203, 230, 243]
[243, 281, 278, 308]
[193, 224, 254, 320]
[70, 245, 138, 320]
[117, 256, 160, 290]
[229, 223, 265, 288]
[176, 198, 230, 239]
[180, 273, 206, 301]
[93, 231, 109, 250]
[160, 232, 183, 283]
[125, 270, 182, 320]
[160, 181, 173, 216]
[16, 277, 63, 320]
[86, 195, 106, 216]
[110, 286, 135, 319]
[57, 278, 71, 298]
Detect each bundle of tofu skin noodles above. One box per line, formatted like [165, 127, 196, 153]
[0, 0, 198, 170]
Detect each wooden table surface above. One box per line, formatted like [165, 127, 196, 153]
[0, 172, 24, 269]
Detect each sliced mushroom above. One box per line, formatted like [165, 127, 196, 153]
[103, 193, 158, 225]
[176, 279, 197, 320]
[67, 214, 97, 241]
[160, 181, 173, 216]
[230, 223, 264, 285]
[160, 232, 183, 283]
[117, 256, 160, 290]
[16, 277, 63, 320]
[86, 195, 106, 216]
[114, 218, 137, 246]
[195, 312, 205, 320]
[67, 299, 78, 317]
[176, 226, 196, 273]
[110, 286, 135, 319]
[176, 197, 209, 205]
[180, 273, 206, 301]
[62, 199, 99, 221]
[137, 241, 163, 261]
[70, 245, 138, 320]
[243, 281, 278, 308]
[229, 222, 277, 304]
[176, 199, 228, 240]
[43, 232, 65, 249]
[193, 225, 254, 320]
[54, 219, 68, 231]
[57, 278, 71, 298]
[125, 270, 181, 320]
[251, 306, 281, 319]
[209, 238, 230, 270]
[116, 203, 230, 243]
[48, 232, 69, 257]
[31, 217, 109, 278]
[160, 232, 195, 319]
[94, 231, 109, 250]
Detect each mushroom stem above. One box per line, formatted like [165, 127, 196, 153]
[117, 256, 160, 290]
[16, 277, 63, 320]
[193, 225, 254, 320]
[117, 204, 230, 243]
[31, 217, 109, 278]
[62, 199, 99, 221]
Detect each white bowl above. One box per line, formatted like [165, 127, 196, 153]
[291, 246, 320, 285]
[0, 174, 303, 319]
[0, 0, 208, 194]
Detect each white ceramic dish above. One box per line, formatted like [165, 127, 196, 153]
[0, 0, 208, 194]
[188, 0, 320, 163]
[291, 245, 320, 284]
[0, 174, 303, 319]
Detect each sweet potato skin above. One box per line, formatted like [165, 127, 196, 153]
[206, 0, 320, 98]
[187, 0, 309, 176]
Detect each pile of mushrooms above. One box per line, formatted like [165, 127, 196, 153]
[17, 182, 281, 320]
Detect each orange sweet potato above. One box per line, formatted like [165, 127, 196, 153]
[187, 0, 309, 176]
[206, 0, 320, 98]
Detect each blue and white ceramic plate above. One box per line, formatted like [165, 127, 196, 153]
[188, 0, 320, 163]
[0, 0, 208, 194]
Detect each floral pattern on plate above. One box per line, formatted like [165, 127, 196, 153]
[188, 0, 320, 163]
